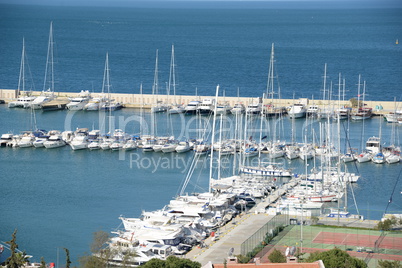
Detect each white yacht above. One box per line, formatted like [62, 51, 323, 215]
[168, 104, 185, 114]
[33, 136, 47, 148]
[0, 133, 13, 147]
[215, 103, 231, 115]
[184, 100, 201, 115]
[28, 90, 55, 109]
[161, 141, 178, 153]
[306, 104, 319, 117]
[88, 140, 101, 150]
[231, 103, 245, 115]
[70, 135, 89, 150]
[17, 134, 35, 148]
[175, 141, 191, 153]
[287, 103, 307, 118]
[69, 129, 89, 150]
[83, 96, 107, 111]
[246, 102, 262, 115]
[197, 98, 215, 115]
[44, 132, 66, 149]
[8, 96, 36, 108]
[66, 90, 91, 110]
[122, 139, 138, 150]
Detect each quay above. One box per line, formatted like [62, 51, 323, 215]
[1, 89, 401, 115]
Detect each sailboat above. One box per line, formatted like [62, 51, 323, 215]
[151, 49, 169, 113]
[100, 53, 122, 111]
[8, 38, 36, 108]
[350, 76, 372, 120]
[264, 43, 287, 117]
[30, 22, 56, 110]
[167, 45, 185, 114]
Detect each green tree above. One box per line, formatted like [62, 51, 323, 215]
[376, 217, 398, 231]
[64, 248, 72, 268]
[39, 257, 46, 268]
[140, 256, 201, 268]
[378, 260, 402, 268]
[268, 249, 286, 263]
[5, 229, 29, 268]
[304, 247, 367, 268]
[311, 216, 319, 225]
[78, 230, 112, 268]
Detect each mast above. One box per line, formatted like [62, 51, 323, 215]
[266, 43, 275, 103]
[209, 85, 219, 193]
[43, 21, 55, 93]
[168, 44, 176, 105]
[17, 38, 25, 96]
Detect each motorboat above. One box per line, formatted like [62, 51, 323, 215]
[123, 139, 138, 150]
[66, 90, 91, 110]
[215, 103, 231, 115]
[161, 141, 178, 153]
[365, 136, 381, 154]
[184, 100, 201, 115]
[17, 133, 35, 148]
[168, 104, 185, 114]
[287, 103, 307, 119]
[246, 102, 262, 115]
[8, 96, 36, 108]
[28, 90, 55, 109]
[0, 133, 13, 147]
[100, 101, 123, 111]
[83, 96, 108, 111]
[231, 103, 245, 115]
[372, 152, 385, 164]
[306, 105, 319, 117]
[43, 132, 66, 149]
[197, 98, 215, 115]
[69, 128, 89, 150]
[175, 141, 191, 153]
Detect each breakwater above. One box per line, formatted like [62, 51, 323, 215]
[1, 89, 400, 113]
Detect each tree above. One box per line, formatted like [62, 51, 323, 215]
[311, 216, 319, 225]
[349, 98, 359, 108]
[140, 256, 201, 268]
[39, 257, 46, 268]
[268, 249, 286, 263]
[5, 229, 30, 268]
[64, 248, 72, 268]
[376, 217, 398, 231]
[78, 230, 112, 268]
[304, 247, 367, 268]
[378, 260, 402, 268]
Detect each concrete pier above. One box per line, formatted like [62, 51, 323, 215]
[1, 89, 401, 115]
[185, 177, 379, 266]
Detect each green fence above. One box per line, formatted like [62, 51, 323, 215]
[240, 214, 289, 256]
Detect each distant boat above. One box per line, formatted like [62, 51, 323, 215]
[396, 39, 399, 45]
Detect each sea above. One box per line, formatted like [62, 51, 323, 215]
[0, 2, 401, 266]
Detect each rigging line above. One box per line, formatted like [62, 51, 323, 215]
[383, 166, 402, 216]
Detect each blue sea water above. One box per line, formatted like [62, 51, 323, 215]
[0, 3, 402, 266]
[0, 4, 401, 100]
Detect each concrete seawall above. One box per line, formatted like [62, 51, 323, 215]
[1, 89, 400, 113]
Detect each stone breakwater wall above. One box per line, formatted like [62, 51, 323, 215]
[1, 89, 400, 113]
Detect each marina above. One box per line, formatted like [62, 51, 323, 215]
[0, 93, 401, 266]
[0, 2, 401, 267]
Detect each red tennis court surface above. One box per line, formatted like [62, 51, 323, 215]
[312, 232, 402, 250]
